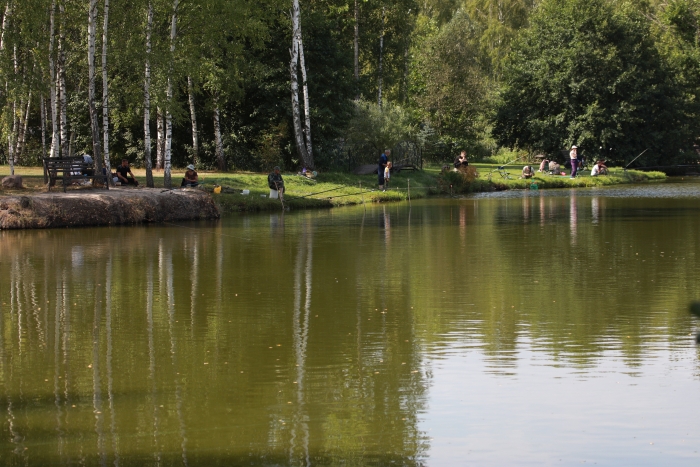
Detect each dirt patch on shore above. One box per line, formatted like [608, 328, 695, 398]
[0, 187, 219, 229]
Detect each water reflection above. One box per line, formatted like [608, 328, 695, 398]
[570, 190, 577, 241]
[1, 186, 700, 464]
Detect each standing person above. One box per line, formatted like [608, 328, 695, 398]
[268, 166, 285, 200]
[115, 159, 139, 186]
[569, 145, 579, 178]
[378, 149, 390, 190]
[383, 161, 392, 191]
[181, 164, 199, 187]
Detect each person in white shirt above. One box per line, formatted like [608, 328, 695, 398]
[383, 161, 392, 191]
[569, 145, 579, 178]
[591, 160, 608, 176]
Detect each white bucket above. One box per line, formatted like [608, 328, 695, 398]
[269, 189, 279, 199]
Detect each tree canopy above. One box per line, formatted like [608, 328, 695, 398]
[0, 0, 698, 172]
[493, 0, 695, 165]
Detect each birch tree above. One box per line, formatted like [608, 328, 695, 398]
[187, 75, 198, 165]
[354, 0, 359, 99]
[143, 0, 154, 187]
[48, 0, 58, 158]
[102, 0, 112, 181]
[290, 0, 314, 169]
[87, 0, 104, 176]
[58, 1, 67, 158]
[163, 0, 179, 188]
[213, 96, 224, 170]
[377, 6, 385, 108]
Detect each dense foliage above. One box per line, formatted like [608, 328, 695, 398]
[0, 0, 698, 176]
[493, 0, 696, 165]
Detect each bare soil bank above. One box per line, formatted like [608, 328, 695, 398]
[0, 187, 219, 229]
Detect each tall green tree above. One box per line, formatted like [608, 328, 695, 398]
[411, 10, 491, 149]
[493, 0, 694, 165]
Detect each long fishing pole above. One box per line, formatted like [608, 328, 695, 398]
[487, 154, 526, 178]
[284, 186, 345, 201]
[624, 148, 649, 170]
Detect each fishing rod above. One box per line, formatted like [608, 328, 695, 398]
[284, 186, 345, 201]
[624, 148, 649, 170]
[487, 154, 526, 176]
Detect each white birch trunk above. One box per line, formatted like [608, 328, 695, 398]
[353, 0, 359, 100]
[8, 134, 14, 174]
[40, 95, 47, 158]
[163, 0, 179, 189]
[402, 42, 409, 103]
[68, 131, 74, 157]
[8, 101, 16, 175]
[48, 0, 58, 158]
[377, 6, 385, 109]
[156, 109, 164, 169]
[144, 1, 154, 187]
[298, 39, 313, 160]
[58, 2, 68, 158]
[0, 3, 10, 53]
[88, 0, 103, 175]
[290, 0, 311, 168]
[213, 99, 225, 170]
[187, 76, 199, 165]
[102, 0, 111, 181]
[16, 93, 31, 159]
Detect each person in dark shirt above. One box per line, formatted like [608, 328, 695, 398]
[115, 159, 138, 186]
[378, 149, 390, 189]
[181, 164, 199, 187]
[268, 166, 284, 199]
[454, 150, 468, 169]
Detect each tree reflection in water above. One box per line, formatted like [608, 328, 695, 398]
[1, 193, 698, 464]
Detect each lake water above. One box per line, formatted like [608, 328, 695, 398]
[1, 180, 699, 466]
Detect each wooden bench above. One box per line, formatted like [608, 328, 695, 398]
[43, 157, 110, 192]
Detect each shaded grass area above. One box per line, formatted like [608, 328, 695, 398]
[0, 164, 666, 213]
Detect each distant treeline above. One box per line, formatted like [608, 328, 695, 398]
[1, 0, 698, 176]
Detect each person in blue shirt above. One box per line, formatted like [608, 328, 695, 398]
[378, 149, 390, 190]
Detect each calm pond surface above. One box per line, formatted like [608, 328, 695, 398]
[1, 179, 699, 466]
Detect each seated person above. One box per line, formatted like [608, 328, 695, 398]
[521, 165, 534, 179]
[591, 160, 608, 176]
[548, 160, 560, 174]
[538, 158, 548, 172]
[454, 150, 469, 169]
[115, 158, 139, 186]
[268, 166, 285, 199]
[181, 164, 199, 187]
[81, 154, 95, 176]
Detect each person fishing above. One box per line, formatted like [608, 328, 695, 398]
[454, 150, 468, 169]
[268, 166, 285, 200]
[181, 164, 199, 187]
[378, 149, 390, 190]
[569, 145, 579, 178]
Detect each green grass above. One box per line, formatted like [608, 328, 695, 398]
[445, 163, 665, 193]
[0, 164, 666, 213]
[201, 167, 440, 212]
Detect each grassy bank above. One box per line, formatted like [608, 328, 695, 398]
[443, 164, 666, 194]
[0, 164, 666, 213]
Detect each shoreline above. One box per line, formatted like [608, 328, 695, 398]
[0, 187, 219, 230]
[0, 166, 667, 228]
